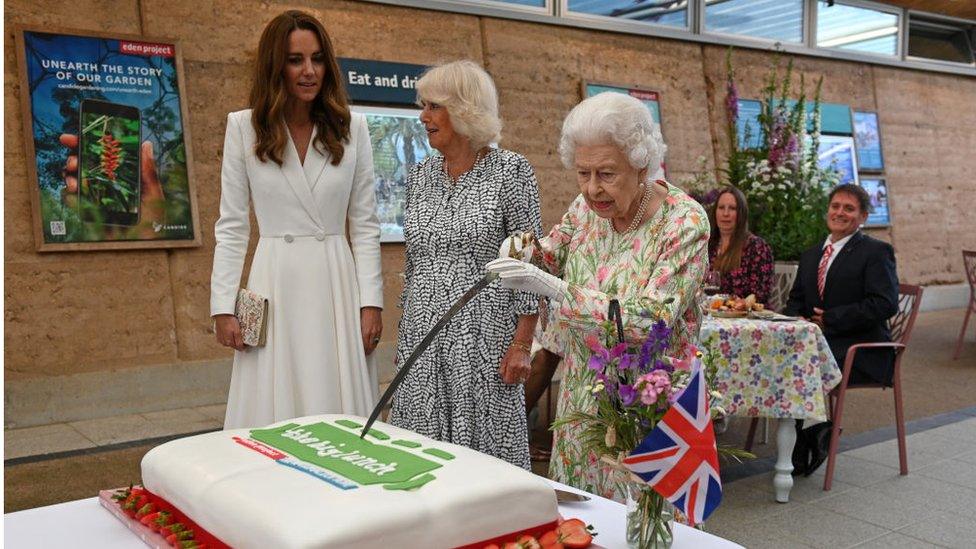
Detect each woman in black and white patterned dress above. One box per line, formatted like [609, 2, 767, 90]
[390, 61, 542, 469]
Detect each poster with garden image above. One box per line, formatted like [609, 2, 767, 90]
[353, 105, 432, 243]
[16, 28, 199, 250]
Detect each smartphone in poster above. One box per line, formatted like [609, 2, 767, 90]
[79, 100, 142, 226]
[15, 28, 199, 250]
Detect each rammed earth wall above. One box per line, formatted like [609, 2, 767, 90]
[4, 0, 974, 426]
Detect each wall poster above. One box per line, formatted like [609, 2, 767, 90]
[853, 111, 884, 172]
[583, 82, 666, 179]
[817, 134, 859, 186]
[15, 27, 200, 251]
[859, 177, 890, 227]
[352, 105, 431, 243]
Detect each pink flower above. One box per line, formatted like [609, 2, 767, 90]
[636, 370, 672, 405]
[597, 266, 609, 283]
[632, 238, 642, 253]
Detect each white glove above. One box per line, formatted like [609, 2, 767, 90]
[486, 257, 568, 302]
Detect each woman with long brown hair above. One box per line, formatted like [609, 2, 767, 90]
[210, 10, 383, 428]
[707, 186, 774, 304]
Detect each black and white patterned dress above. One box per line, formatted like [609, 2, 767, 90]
[391, 148, 542, 469]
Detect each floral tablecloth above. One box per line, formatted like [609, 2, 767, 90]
[700, 316, 841, 422]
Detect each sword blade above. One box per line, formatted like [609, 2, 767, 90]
[360, 272, 499, 438]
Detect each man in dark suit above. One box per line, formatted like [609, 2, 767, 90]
[784, 184, 899, 474]
[785, 184, 899, 385]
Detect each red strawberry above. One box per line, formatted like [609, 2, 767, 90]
[160, 523, 186, 537]
[168, 530, 194, 544]
[123, 494, 149, 516]
[539, 530, 564, 549]
[555, 519, 593, 549]
[135, 502, 156, 518]
[483, 545, 501, 549]
[151, 511, 173, 532]
[112, 485, 134, 502]
[516, 535, 542, 549]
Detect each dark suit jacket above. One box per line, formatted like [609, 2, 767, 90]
[784, 231, 899, 385]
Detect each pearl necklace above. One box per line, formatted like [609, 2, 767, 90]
[613, 184, 651, 234]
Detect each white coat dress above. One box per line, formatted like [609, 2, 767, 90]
[211, 109, 383, 429]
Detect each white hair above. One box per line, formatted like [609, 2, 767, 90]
[416, 60, 502, 150]
[558, 92, 667, 183]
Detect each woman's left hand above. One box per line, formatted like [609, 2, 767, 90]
[361, 307, 383, 356]
[499, 345, 531, 385]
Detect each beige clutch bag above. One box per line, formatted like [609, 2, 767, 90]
[235, 288, 269, 347]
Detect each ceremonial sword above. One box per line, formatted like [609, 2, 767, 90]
[360, 233, 540, 439]
[360, 271, 499, 438]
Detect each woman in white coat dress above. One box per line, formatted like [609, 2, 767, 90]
[211, 11, 383, 429]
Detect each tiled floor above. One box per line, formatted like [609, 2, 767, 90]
[3, 404, 225, 460]
[706, 415, 976, 549]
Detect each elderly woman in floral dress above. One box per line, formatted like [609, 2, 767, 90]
[487, 92, 709, 501]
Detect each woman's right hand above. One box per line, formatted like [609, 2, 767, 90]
[214, 314, 246, 351]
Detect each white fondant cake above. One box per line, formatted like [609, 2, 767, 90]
[140, 414, 559, 548]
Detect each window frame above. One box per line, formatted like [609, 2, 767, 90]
[558, 0, 697, 37]
[905, 9, 976, 68]
[357, 0, 976, 77]
[699, 0, 810, 47]
[812, 0, 902, 59]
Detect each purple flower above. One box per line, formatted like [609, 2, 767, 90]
[619, 353, 637, 371]
[588, 354, 607, 372]
[619, 384, 638, 406]
[725, 78, 739, 124]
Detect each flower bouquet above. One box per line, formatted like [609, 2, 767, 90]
[554, 317, 749, 549]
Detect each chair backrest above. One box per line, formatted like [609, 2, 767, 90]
[963, 250, 976, 291]
[889, 283, 923, 345]
[768, 263, 798, 312]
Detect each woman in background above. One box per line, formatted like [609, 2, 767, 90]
[707, 186, 774, 304]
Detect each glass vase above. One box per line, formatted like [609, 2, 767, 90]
[625, 483, 674, 549]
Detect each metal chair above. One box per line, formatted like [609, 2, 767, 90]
[768, 263, 799, 313]
[953, 250, 976, 360]
[822, 283, 924, 491]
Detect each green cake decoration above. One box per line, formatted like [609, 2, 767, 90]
[423, 448, 456, 460]
[334, 419, 363, 429]
[392, 439, 421, 448]
[249, 422, 442, 487]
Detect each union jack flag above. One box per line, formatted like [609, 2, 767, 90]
[622, 361, 722, 526]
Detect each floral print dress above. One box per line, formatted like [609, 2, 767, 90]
[537, 181, 710, 502]
[708, 234, 775, 304]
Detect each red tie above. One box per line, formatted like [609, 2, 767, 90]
[817, 243, 834, 299]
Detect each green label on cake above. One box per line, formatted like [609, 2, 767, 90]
[249, 422, 442, 486]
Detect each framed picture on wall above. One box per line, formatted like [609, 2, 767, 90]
[853, 111, 884, 172]
[15, 26, 200, 252]
[859, 177, 891, 227]
[582, 81, 666, 179]
[351, 104, 433, 243]
[817, 134, 859, 186]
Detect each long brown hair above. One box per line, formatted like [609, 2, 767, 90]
[249, 10, 350, 166]
[708, 186, 751, 273]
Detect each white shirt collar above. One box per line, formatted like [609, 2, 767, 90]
[824, 231, 856, 253]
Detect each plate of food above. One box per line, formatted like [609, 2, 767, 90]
[707, 294, 766, 318]
[710, 309, 749, 318]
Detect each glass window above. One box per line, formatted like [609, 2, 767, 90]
[704, 0, 804, 43]
[567, 0, 688, 28]
[908, 16, 975, 64]
[816, 2, 899, 56]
